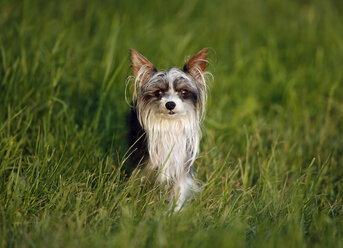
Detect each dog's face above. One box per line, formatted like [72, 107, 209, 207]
[139, 68, 199, 118]
[130, 49, 208, 123]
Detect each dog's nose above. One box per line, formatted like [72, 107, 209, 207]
[165, 101, 176, 110]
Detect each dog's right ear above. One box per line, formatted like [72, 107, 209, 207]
[130, 49, 157, 84]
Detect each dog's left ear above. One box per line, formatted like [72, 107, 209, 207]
[184, 48, 208, 79]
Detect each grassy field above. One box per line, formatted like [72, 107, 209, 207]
[1, 0, 343, 247]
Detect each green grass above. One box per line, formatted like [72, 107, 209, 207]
[1, 0, 343, 247]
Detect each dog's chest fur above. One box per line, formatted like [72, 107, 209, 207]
[145, 116, 200, 184]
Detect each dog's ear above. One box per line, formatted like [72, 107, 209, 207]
[130, 49, 156, 84]
[184, 48, 208, 79]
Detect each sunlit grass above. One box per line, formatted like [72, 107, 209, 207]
[0, 0, 342, 247]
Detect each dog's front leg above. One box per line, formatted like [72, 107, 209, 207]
[173, 174, 198, 211]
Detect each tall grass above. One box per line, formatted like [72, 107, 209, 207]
[0, 0, 342, 247]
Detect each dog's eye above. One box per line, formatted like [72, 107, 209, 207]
[180, 89, 189, 96]
[154, 90, 164, 97]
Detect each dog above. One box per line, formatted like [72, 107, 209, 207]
[127, 48, 210, 211]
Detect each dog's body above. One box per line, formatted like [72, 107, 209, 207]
[128, 49, 209, 210]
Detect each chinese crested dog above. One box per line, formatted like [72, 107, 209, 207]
[128, 48, 210, 211]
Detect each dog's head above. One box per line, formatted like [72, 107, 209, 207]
[130, 49, 209, 126]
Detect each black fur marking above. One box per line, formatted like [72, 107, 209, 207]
[173, 78, 199, 105]
[142, 80, 169, 103]
[126, 102, 148, 174]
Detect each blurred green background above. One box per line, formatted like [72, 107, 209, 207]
[0, 0, 342, 247]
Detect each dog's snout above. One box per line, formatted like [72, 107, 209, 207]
[165, 101, 176, 110]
